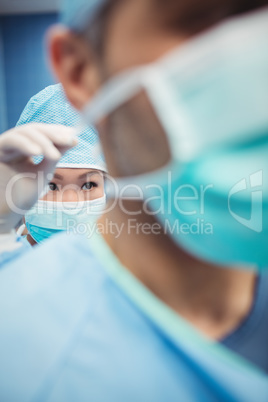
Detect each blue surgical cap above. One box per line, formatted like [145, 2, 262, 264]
[61, 0, 108, 31]
[16, 84, 106, 171]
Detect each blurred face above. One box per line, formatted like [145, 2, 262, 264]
[87, 0, 183, 177]
[41, 168, 105, 202]
[50, 0, 184, 178]
[50, 1, 262, 182]
[94, 0, 184, 80]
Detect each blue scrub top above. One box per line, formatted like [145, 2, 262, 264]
[0, 232, 267, 401]
[0, 235, 31, 268]
[221, 273, 268, 372]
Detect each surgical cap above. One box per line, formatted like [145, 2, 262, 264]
[61, 0, 107, 31]
[16, 84, 106, 171]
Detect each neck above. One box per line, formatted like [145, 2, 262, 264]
[26, 234, 37, 246]
[99, 200, 256, 340]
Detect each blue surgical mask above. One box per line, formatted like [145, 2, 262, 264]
[81, 8, 268, 269]
[25, 196, 106, 244]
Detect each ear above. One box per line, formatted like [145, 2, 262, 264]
[47, 25, 101, 110]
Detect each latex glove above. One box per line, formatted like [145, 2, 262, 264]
[0, 123, 77, 234]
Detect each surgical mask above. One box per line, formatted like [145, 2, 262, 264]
[81, 8, 268, 269]
[25, 196, 106, 244]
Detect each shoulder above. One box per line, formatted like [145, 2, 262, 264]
[0, 236, 31, 269]
[0, 232, 106, 299]
[0, 233, 113, 399]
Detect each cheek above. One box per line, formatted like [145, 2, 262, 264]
[41, 192, 60, 202]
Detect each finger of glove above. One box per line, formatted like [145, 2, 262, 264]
[23, 123, 77, 149]
[0, 134, 43, 162]
[16, 126, 61, 160]
[17, 126, 63, 160]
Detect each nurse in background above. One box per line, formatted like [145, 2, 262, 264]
[0, 83, 106, 256]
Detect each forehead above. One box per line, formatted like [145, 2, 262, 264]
[54, 168, 103, 180]
[82, 0, 182, 78]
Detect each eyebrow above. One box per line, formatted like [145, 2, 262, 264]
[53, 173, 64, 180]
[78, 170, 102, 179]
[52, 170, 103, 181]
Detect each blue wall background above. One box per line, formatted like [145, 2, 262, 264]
[0, 22, 7, 133]
[0, 13, 58, 131]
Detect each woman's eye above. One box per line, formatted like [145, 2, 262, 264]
[48, 182, 58, 191]
[82, 181, 97, 190]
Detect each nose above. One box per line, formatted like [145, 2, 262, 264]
[61, 187, 81, 202]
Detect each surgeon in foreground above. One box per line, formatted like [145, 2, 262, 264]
[0, 0, 268, 401]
